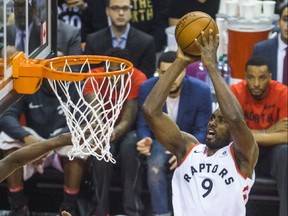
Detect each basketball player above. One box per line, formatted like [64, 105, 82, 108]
[0, 133, 72, 183]
[142, 30, 259, 215]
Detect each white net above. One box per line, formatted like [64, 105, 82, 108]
[47, 58, 133, 163]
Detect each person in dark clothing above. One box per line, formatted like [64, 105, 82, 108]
[168, 0, 220, 26]
[0, 79, 86, 216]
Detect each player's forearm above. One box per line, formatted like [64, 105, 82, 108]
[143, 58, 188, 115]
[206, 63, 244, 123]
[253, 131, 288, 146]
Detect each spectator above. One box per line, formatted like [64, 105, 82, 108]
[92, 0, 170, 53]
[0, 13, 83, 215]
[141, 31, 258, 215]
[230, 56, 288, 216]
[84, 0, 156, 78]
[83, 47, 147, 216]
[58, 0, 108, 42]
[136, 51, 212, 215]
[251, 2, 288, 84]
[168, 0, 220, 26]
[57, 19, 82, 57]
[130, 0, 170, 53]
[6, 0, 40, 55]
[0, 78, 85, 216]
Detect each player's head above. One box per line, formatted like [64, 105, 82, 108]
[245, 56, 271, 101]
[278, 1, 288, 42]
[157, 51, 186, 96]
[206, 108, 232, 150]
[106, 0, 132, 28]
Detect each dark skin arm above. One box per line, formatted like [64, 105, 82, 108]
[197, 31, 258, 178]
[142, 49, 199, 161]
[0, 133, 72, 183]
[143, 31, 258, 178]
[252, 118, 288, 146]
[111, 99, 138, 141]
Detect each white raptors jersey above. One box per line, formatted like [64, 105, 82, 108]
[172, 143, 255, 216]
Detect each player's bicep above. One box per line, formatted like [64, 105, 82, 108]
[231, 122, 259, 178]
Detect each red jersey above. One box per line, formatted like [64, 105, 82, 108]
[83, 67, 147, 124]
[230, 80, 288, 130]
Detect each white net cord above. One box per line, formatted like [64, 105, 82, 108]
[48, 59, 133, 163]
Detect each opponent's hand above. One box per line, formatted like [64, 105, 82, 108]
[136, 137, 153, 156]
[166, 151, 177, 170]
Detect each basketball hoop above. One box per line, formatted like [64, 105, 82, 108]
[12, 52, 134, 163]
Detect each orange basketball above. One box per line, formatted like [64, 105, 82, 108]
[175, 11, 218, 56]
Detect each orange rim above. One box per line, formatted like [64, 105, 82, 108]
[12, 52, 134, 94]
[13, 52, 134, 82]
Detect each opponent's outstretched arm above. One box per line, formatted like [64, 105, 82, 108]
[0, 133, 72, 183]
[196, 30, 258, 178]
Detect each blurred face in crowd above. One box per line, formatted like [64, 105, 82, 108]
[279, 6, 288, 43]
[106, 0, 131, 29]
[158, 61, 185, 97]
[245, 64, 271, 100]
[14, 0, 33, 30]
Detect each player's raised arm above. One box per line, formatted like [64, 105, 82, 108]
[196, 30, 259, 178]
[142, 51, 199, 160]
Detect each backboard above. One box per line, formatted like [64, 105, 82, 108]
[0, 0, 57, 114]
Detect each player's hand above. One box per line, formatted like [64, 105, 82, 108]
[266, 118, 288, 133]
[166, 151, 177, 170]
[195, 29, 219, 67]
[176, 47, 200, 64]
[136, 137, 153, 156]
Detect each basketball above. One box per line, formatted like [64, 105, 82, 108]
[175, 11, 219, 56]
